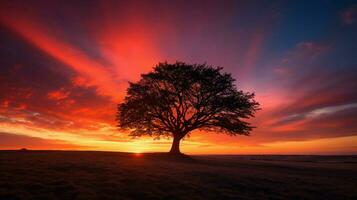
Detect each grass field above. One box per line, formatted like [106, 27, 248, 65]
[0, 151, 356, 200]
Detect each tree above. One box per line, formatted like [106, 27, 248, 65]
[117, 62, 260, 155]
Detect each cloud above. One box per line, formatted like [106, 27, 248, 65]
[296, 42, 329, 56]
[256, 69, 357, 142]
[280, 71, 357, 116]
[0, 7, 121, 101]
[47, 88, 71, 101]
[341, 5, 357, 25]
[281, 42, 330, 67]
[272, 103, 357, 127]
[246, 33, 357, 144]
[0, 132, 87, 150]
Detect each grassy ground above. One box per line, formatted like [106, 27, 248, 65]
[0, 151, 356, 200]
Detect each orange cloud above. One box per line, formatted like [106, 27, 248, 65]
[0, 132, 87, 150]
[47, 88, 70, 101]
[0, 10, 121, 101]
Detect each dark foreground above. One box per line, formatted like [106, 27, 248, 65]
[0, 151, 356, 200]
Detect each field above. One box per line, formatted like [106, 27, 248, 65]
[0, 151, 356, 200]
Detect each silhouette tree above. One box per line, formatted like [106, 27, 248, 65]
[117, 62, 260, 155]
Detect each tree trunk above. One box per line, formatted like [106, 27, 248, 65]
[169, 135, 182, 155]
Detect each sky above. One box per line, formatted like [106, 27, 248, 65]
[0, 0, 357, 154]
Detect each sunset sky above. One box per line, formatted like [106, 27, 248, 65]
[1, 0, 356, 154]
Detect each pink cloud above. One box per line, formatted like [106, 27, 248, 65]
[341, 6, 357, 25]
[295, 42, 329, 57]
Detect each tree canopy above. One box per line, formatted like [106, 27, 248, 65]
[117, 62, 260, 154]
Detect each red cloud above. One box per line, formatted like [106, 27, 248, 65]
[0, 10, 121, 101]
[47, 88, 70, 101]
